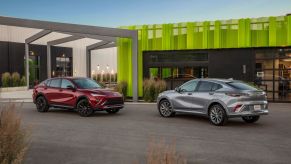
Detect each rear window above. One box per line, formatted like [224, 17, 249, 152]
[227, 82, 257, 91]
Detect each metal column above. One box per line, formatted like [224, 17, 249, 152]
[47, 45, 51, 78]
[131, 32, 139, 102]
[25, 43, 29, 89]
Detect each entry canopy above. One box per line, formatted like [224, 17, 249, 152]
[0, 16, 139, 102]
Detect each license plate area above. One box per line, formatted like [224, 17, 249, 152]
[253, 105, 261, 111]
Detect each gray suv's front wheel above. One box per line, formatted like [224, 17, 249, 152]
[158, 99, 175, 117]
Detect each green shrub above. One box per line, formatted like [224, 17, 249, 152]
[11, 72, 20, 87]
[20, 76, 26, 86]
[116, 81, 128, 98]
[1, 72, 11, 88]
[143, 79, 156, 102]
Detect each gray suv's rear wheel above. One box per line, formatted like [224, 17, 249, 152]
[158, 99, 175, 117]
[242, 116, 260, 123]
[209, 104, 228, 126]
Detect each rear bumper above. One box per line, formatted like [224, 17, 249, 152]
[227, 101, 269, 118]
[228, 109, 269, 118]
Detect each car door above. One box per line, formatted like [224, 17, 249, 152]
[46, 78, 62, 105]
[59, 79, 77, 107]
[172, 80, 199, 110]
[191, 81, 218, 114]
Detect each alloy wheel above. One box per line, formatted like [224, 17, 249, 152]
[159, 100, 174, 117]
[209, 104, 227, 126]
[36, 96, 49, 112]
[77, 100, 93, 117]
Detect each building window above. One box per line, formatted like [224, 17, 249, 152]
[55, 55, 72, 77]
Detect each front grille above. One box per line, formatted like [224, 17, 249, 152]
[104, 98, 124, 105]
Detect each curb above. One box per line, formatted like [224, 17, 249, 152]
[0, 99, 156, 104]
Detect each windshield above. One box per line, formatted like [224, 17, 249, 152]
[227, 82, 258, 91]
[73, 78, 102, 89]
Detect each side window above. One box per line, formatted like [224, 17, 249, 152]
[61, 79, 74, 89]
[211, 83, 223, 91]
[180, 81, 198, 92]
[197, 81, 213, 92]
[48, 79, 61, 88]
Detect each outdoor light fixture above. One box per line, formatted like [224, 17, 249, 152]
[97, 65, 100, 71]
[29, 51, 34, 56]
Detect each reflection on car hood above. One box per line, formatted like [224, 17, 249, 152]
[162, 90, 175, 94]
[82, 88, 121, 96]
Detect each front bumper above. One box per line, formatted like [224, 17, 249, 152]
[93, 104, 124, 111]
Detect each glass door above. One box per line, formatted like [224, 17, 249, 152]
[255, 48, 291, 102]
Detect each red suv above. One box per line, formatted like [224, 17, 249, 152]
[33, 77, 124, 117]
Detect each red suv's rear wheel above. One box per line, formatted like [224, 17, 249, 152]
[77, 99, 93, 117]
[36, 96, 49, 112]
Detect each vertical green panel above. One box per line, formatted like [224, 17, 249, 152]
[187, 22, 194, 49]
[269, 17, 277, 46]
[214, 21, 221, 48]
[276, 17, 287, 46]
[245, 18, 251, 47]
[169, 24, 175, 49]
[202, 21, 210, 49]
[152, 24, 157, 50]
[162, 24, 173, 50]
[141, 25, 148, 51]
[238, 19, 245, 47]
[239, 18, 251, 47]
[162, 24, 167, 50]
[288, 15, 291, 45]
[176, 23, 187, 49]
[177, 23, 183, 49]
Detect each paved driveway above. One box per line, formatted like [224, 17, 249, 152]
[11, 103, 291, 163]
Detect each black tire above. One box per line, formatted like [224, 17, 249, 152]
[77, 99, 93, 117]
[106, 108, 120, 114]
[35, 96, 49, 112]
[158, 99, 175, 117]
[208, 104, 228, 126]
[242, 116, 260, 123]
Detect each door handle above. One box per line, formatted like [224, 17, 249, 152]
[187, 93, 192, 95]
[209, 92, 214, 95]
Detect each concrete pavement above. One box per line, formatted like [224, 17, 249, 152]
[6, 103, 291, 164]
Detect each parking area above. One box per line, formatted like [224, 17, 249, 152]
[10, 103, 291, 164]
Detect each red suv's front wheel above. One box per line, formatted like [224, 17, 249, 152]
[77, 99, 93, 117]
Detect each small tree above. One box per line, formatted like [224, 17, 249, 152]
[11, 72, 21, 87]
[143, 79, 156, 102]
[154, 80, 167, 100]
[1, 72, 11, 88]
[117, 81, 128, 98]
[20, 76, 26, 86]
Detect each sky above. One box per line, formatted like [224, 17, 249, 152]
[0, 0, 290, 27]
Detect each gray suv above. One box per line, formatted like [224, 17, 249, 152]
[157, 79, 268, 126]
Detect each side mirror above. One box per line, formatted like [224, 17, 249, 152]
[66, 85, 76, 91]
[175, 87, 181, 93]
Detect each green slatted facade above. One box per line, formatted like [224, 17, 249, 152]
[118, 15, 291, 97]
